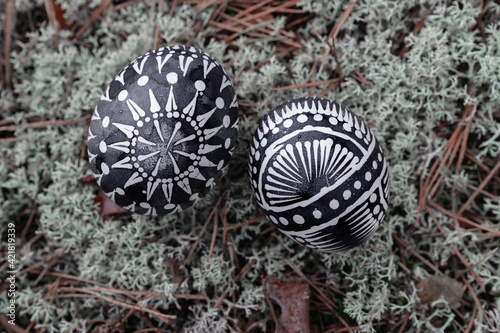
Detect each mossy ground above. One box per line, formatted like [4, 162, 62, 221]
[1, 1, 499, 332]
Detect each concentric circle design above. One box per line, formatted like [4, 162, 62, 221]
[88, 45, 239, 216]
[248, 97, 390, 252]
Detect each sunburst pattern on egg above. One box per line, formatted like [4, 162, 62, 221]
[248, 97, 390, 252]
[87, 45, 239, 216]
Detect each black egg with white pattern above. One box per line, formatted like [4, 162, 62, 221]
[248, 97, 389, 252]
[88, 45, 239, 216]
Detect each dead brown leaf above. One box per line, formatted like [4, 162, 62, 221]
[418, 275, 463, 309]
[94, 189, 127, 220]
[166, 258, 184, 285]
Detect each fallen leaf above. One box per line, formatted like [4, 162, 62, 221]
[418, 275, 463, 309]
[166, 258, 184, 285]
[94, 189, 127, 221]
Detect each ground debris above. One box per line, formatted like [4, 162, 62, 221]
[266, 276, 310, 333]
[418, 275, 463, 310]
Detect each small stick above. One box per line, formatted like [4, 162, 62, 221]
[327, 1, 356, 41]
[218, 214, 266, 231]
[392, 233, 443, 275]
[0, 114, 91, 132]
[457, 159, 500, 216]
[74, 0, 113, 41]
[182, 193, 225, 267]
[2, 0, 15, 90]
[261, 275, 280, 332]
[208, 203, 218, 260]
[285, 259, 338, 310]
[57, 288, 176, 321]
[428, 200, 500, 236]
[154, 0, 164, 50]
[58, 286, 206, 300]
[272, 78, 341, 91]
[214, 259, 256, 308]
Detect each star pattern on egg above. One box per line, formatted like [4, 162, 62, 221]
[88, 45, 239, 216]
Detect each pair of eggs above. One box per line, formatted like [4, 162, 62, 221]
[87, 45, 390, 252]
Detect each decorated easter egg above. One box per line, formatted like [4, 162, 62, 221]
[248, 97, 390, 252]
[87, 45, 239, 216]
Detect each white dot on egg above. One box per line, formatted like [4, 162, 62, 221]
[137, 121, 144, 127]
[293, 214, 305, 224]
[355, 130, 362, 138]
[217, 160, 225, 170]
[137, 75, 149, 86]
[173, 112, 179, 118]
[365, 171, 372, 181]
[134, 163, 139, 168]
[99, 141, 107, 153]
[270, 216, 278, 224]
[272, 128, 279, 134]
[279, 217, 289, 225]
[370, 193, 377, 203]
[118, 90, 128, 101]
[195, 80, 206, 91]
[101, 163, 110, 175]
[343, 190, 352, 200]
[373, 161, 378, 169]
[166, 72, 178, 84]
[313, 209, 322, 219]
[102, 116, 110, 127]
[223, 115, 231, 128]
[283, 119, 293, 128]
[297, 114, 308, 123]
[255, 151, 260, 161]
[329, 117, 338, 125]
[224, 138, 231, 149]
[216, 97, 224, 108]
[145, 117, 151, 122]
[261, 138, 268, 147]
[354, 181, 361, 189]
[378, 153, 382, 161]
[313, 114, 323, 121]
[329, 199, 339, 209]
[373, 205, 380, 214]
